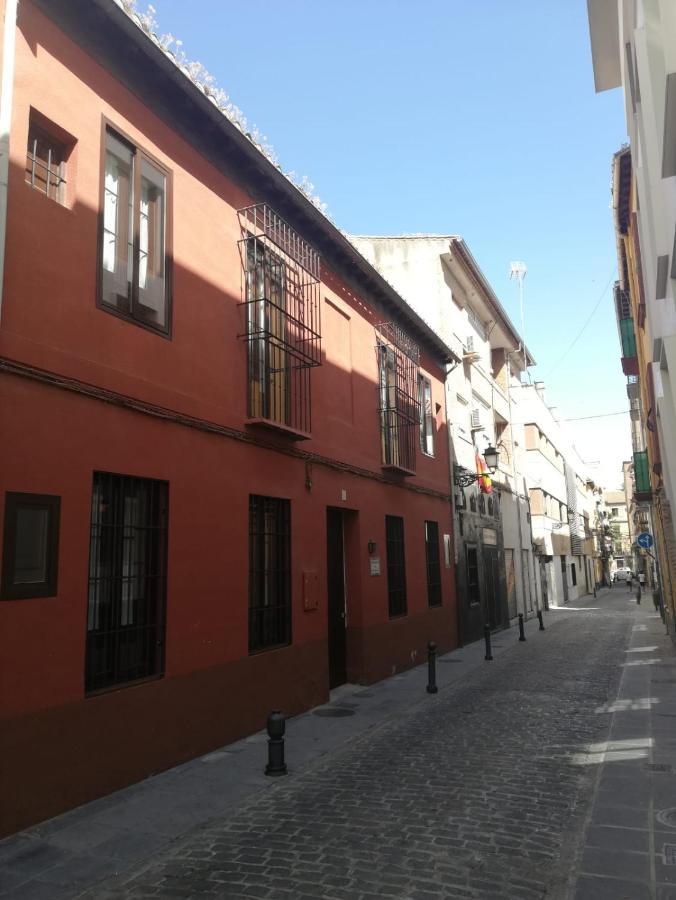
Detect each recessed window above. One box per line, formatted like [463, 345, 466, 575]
[25, 112, 73, 205]
[386, 515, 407, 618]
[1, 493, 60, 600]
[85, 473, 168, 693]
[418, 375, 434, 456]
[100, 125, 171, 334]
[424, 520, 442, 608]
[249, 495, 291, 653]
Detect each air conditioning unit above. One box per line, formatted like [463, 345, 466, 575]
[463, 335, 481, 363]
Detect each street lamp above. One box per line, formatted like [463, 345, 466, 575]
[454, 445, 500, 487]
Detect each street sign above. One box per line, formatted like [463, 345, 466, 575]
[637, 532, 654, 549]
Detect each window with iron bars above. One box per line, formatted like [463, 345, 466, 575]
[424, 520, 442, 608]
[25, 120, 68, 204]
[386, 515, 407, 618]
[249, 495, 292, 653]
[377, 323, 419, 474]
[238, 205, 321, 437]
[85, 473, 168, 694]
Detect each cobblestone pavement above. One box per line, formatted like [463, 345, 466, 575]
[86, 593, 635, 900]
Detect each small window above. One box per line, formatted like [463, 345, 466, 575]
[466, 546, 480, 606]
[1, 493, 60, 600]
[25, 115, 71, 205]
[478, 494, 486, 515]
[424, 521, 442, 608]
[386, 515, 407, 618]
[571, 562, 577, 586]
[418, 375, 434, 456]
[469, 494, 477, 513]
[100, 125, 171, 334]
[249, 495, 291, 653]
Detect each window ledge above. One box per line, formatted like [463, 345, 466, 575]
[245, 418, 311, 441]
[382, 463, 416, 477]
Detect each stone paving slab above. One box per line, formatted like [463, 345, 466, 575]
[2, 590, 671, 899]
[78, 591, 630, 899]
[0, 610, 548, 899]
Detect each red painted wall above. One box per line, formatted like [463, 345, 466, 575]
[0, 2, 458, 835]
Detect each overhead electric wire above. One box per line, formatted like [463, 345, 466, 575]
[542, 271, 616, 378]
[563, 410, 630, 421]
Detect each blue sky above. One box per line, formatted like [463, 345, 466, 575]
[141, 0, 630, 486]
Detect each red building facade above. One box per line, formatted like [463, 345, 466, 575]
[0, 0, 458, 835]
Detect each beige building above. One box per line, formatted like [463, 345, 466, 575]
[603, 487, 632, 572]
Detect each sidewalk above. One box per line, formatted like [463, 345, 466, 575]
[570, 588, 676, 899]
[0, 610, 548, 899]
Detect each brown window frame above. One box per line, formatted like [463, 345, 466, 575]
[1, 492, 60, 600]
[97, 119, 173, 338]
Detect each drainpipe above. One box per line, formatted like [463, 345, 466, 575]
[0, 0, 18, 325]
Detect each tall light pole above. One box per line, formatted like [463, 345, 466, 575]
[509, 261, 528, 380]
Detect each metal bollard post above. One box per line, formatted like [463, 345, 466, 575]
[636, 585, 642, 605]
[537, 609, 545, 631]
[265, 710, 288, 776]
[518, 613, 526, 642]
[426, 641, 438, 694]
[484, 624, 493, 661]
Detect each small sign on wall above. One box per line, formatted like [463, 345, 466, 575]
[303, 571, 319, 610]
[369, 557, 381, 576]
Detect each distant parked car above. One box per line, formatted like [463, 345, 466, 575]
[613, 567, 633, 582]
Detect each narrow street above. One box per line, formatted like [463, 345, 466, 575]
[4, 587, 673, 900]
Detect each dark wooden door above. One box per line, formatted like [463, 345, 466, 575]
[327, 508, 347, 689]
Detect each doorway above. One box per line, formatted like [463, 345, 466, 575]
[326, 508, 347, 689]
[484, 547, 502, 629]
[560, 555, 569, 604]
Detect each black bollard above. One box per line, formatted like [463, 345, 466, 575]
[636, 586, 642, 605]
[518, 613, 526, 642]
[537, 609, 545, 631]
[265, 710, 287, 776]
[484, 624, 493, 661]
[426, 641, 438, 694]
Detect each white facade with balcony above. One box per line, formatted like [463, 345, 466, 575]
[350, 234, 540, 630]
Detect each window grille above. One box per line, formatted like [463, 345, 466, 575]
[424, 521, 442, 608]
[25, 123, 67, 203]
[614, 283, 632, 319]
[465, 335, 475, 352]
[85, 473, 168, 693]
[385, 515, 407, 618]
[376, 323, 419, 473]
[466, 546, 480, 606]
[467, 307, 487, 340]
[249, 495, 291, 653]
[238, 205, 321, 436]
[471, 407, 483, 430]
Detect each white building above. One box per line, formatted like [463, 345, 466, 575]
[516, 383, 599, 606]
[350, 235, 539, 642]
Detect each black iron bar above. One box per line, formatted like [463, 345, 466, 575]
[426, 641, 438, 694]
[518, 613, 526, 642]
[537, 609, 545, 631]
[484, 624, 493, 661]
[265, 710, 287, 776]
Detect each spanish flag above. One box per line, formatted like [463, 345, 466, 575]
[476, 453, 493, 494]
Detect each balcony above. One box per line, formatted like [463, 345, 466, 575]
[377, 322, 419, 475]
[619, 318, 638, 376]
[633, 450, 652, 501]
[238, 204, 322, 438]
